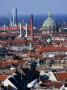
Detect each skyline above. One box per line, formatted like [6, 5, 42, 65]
[0, 0, 67, 16]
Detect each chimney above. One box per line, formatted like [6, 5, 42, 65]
[15, 8, 18, 26]
[8, 11, 12, 27]
[18, 23, 22, 38]
[12, 8, 15, 27]
[25, 23, 28, 38]
[30, 14, 34, 41]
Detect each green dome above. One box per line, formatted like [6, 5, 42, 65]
[42, 12, 56, 29]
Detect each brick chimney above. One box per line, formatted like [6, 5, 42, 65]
[30, 14, 34, 42]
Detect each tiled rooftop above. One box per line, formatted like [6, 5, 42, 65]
[0, 74, 9, 81]
[54, 72, 67, 81]
[38, 45, 67, 52]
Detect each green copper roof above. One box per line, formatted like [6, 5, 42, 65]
[42, 12, 56, 29]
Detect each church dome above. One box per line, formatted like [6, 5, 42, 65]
[42, 12, 57, 29]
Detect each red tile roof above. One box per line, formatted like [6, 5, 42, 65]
[28, 51, 41, 58]
[0, 60, 25, 68]
[7, 39, 31, 44]
[34, 34, 50, 37]
[40, 80, 63, 89]
[54, 72, 67, 81]
[0, 75, 8, 81]
[0, 33, 18, 37]
[38, 45, 67, 53]
[0, 41, 6, 44]
[52, 33, 67, 37]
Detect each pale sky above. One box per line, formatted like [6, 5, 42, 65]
[0, 0, 67, 15]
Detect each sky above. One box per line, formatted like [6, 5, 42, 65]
[0, 0, 67, 16]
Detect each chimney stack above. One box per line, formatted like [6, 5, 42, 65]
[30, 14, 34, 41]
[25, 23, 28, 38]
[15, 8, 18, 26]
[18, 23, 22, 38]
[12, 8, 15, 27]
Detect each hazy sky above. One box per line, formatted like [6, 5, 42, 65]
[0, 0, 67, 15]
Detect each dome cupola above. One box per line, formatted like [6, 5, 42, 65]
[42, 12, 57, 29]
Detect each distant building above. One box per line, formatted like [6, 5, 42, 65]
[40, 12, 57, 34]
